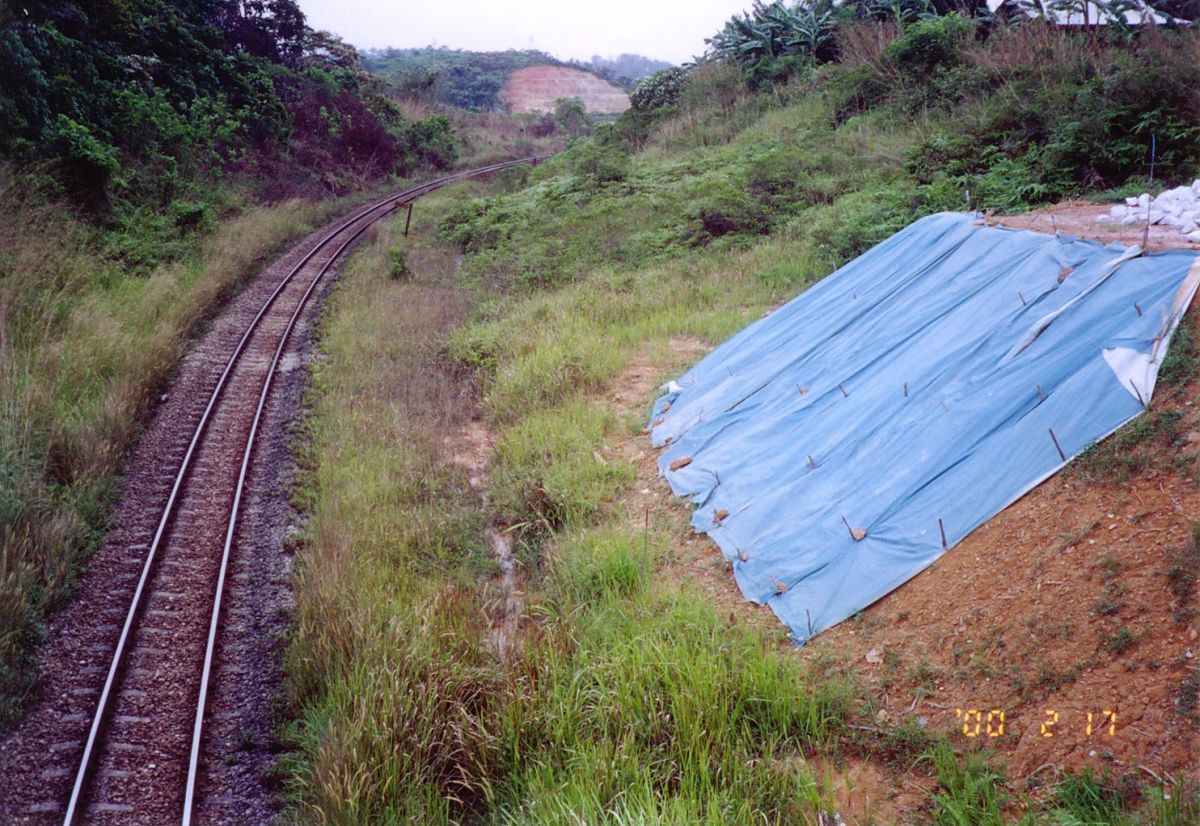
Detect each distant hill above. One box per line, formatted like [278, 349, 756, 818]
[500, 66, 630, 115]
[588, 54, 674, 82]
[362, 47, 671, 111]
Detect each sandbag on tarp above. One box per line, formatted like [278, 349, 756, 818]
[651, 212, 1200, 643]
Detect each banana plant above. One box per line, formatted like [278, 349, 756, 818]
[706, 0, 836, 69]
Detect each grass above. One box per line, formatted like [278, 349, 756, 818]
[281, 192, 863, 823]
[0, 172, 356, 726]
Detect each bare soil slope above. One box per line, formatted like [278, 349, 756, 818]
[500, 66, 629, 114]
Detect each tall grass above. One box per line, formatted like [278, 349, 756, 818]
[0, 171, 339, 724]
[283, 197, 857, 824]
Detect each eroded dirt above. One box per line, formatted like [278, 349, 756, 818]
[500, 66, 630, 114]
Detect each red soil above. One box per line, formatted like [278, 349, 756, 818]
[500, 66, 629, 114]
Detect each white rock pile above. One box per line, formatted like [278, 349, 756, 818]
[1097, 180, 1200, 243]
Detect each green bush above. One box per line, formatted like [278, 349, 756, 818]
[686, 180, 771, 243]
[886, 14, 975, 74]
[629, 67, 689, 113]
[571, 142, 630, 184]
[388, 248, 411, 280]
[49, 115, 120, 200]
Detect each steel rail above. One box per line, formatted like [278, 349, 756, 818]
[180, 200, 383, 826]
[62, 155, 549, 825]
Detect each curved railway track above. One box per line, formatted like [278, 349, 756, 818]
[1, 157, 546, 826]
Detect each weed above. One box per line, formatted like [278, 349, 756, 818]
[388, 248, 412, 280]
[1100, 626, 1137, 655]
[926, 740, 1007, 825]
[1074, 409, 1186, 483]
[1166, 524, 1200, 624]
[1177, 667, 1200, 726]
[1049, 770, 1144, 825]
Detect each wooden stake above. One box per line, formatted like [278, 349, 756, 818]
[1129, 379, 1147, 410]
[1134, 302, 1143, 317]
[403, 201, 414, 236]
[838, 383, 848, 398]
[1048, 428, 1067, 462]
[938, 518, 948, 550]
[1036, 384, 1046, 402]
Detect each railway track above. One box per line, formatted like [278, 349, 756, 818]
[0, 157, 546, 825]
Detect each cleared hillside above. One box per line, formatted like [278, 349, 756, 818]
[501, 66, 630, 114]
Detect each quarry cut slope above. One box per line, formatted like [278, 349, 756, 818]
[500, 65, 629, 114]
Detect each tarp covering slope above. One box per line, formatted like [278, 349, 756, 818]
[651, 212, 1200, 643]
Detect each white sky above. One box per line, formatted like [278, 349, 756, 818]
[297, 0, 753, 64]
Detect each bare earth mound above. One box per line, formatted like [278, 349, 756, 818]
[500, 65, 629, 114]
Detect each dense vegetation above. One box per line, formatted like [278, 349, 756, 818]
[363, 46, 670, 110]
[282, 7, 1200, 825]
[0, 0, 458, 219]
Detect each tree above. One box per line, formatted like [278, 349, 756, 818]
[554, 96, 589, 137]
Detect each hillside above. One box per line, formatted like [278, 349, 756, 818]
[363, 47, 663, 111]
[500, 66, 631, 114]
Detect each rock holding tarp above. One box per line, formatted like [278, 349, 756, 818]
[651, 212, 1200, 643]
[1098, 181, 1200, 243]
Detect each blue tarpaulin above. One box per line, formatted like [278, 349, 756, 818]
[651, 212, 1200, 643]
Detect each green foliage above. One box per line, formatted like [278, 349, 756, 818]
[0, 0, 460, 209]
[927, 741, 1008, 825]
[388, 248, 411, 280]
[570, 142, 630, 184]
[1049, 771, 1133, 825]
[630, 67, 690, 114]
[707, 0, 836, 85]
[400, 114, 459, 170]
[687, 179, 772, 242]
[554, 97, 590, 138]
[48, 115, 120, 200]
[886, 13, 975, 73]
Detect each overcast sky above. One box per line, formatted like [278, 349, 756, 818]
[296, 0, 752, 64]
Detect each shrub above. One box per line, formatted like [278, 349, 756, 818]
[571, 142, 630, 184]
[388, 248, 411, 280]
[629, 67, 689, 113]
[886, 14, 975, 74]
[49, 115, 120, 201]
[687, 183, 771, 243]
